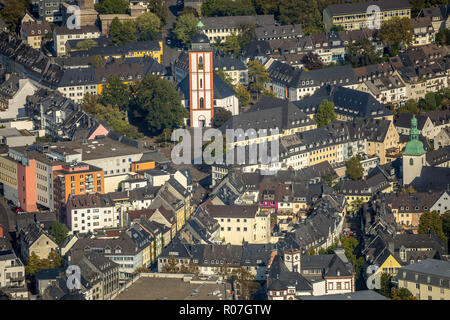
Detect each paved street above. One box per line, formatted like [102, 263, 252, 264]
[162, 0, 182, 67]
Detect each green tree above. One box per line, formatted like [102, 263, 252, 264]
[109, 18, 137, 46]
[95, 0, 129, 14]
[435, 28, 450, 46]
[391, 288, 416, 300]
[222, 32, 241, 56]
[340, 236, 365, 279]
[215, 69, 234, 89]
[201, 0, 255, 17]
[136, 12, 161, 41]
[418, 211, 447, 242]
[235, 84, 252, 108]
[95, 104, 142, 139]
[25, 252, 42, 276]
[346, 39, 381, 67]
[379, 17, 414, 54]
[379, 273, 392, 298]
[213, 107, 232, 128]
[173, 13, 198, 48]
[236, 22, 256, 50]
[99, 76, 130, 112]
[248, 59, 271, 99]
[76, 39, 98, 51]
[314, 99, 336, 127]
[346, 155, 364, 181]
[91, 55, 105, 68]
[146, 0, 168, 26]
[442, 211, 450, 249]
[130, 75, 188, 136]
[307, 247, 316, 255]
[81, 93, 99, 114]
[49, 221, 69, 246]
[179, 6, 199, 17]
[0, 0, 27, 32]
[25, 250, 63, 276]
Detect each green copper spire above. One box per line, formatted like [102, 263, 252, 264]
[197, 19, 205, 28]
[404, 115, 425, 156]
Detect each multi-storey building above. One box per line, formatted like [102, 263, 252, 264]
[53, 26, 101, 57]
[66, 193, 117, 234]
[201, 15, 275, 43]
[267, 61, 359, 101]
[30, 0, 64, 23]
[398, 259, 450, 300]
[203, 204, 270, 245]
[20, 20, 51, 49]
[323, 0, 412, 31]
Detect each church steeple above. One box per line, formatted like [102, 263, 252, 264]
[403, 115, 425, 156]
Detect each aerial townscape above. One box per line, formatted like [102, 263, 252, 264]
[0, 0, 449, 305]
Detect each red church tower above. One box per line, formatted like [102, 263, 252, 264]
[188, 21, 214, 128]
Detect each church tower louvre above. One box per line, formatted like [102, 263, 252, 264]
[188, 20, 214, 128]
[402, 115, 426, 186]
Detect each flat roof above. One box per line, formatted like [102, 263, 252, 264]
[114, 276, 229, 300]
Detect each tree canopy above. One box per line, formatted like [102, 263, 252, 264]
[109, 18, 137, 45]
[201, 0, 255, 16]
[248, 60, 271, 97]
[25, 250, 63, 276]
[346, 155, 364, 181]
[418, 211, 447, 242]
[314, 99, 336, 127]
[346, 39, 382, 67]
[95, 0, 129, 14]
[147, 0, 169, 26]
[99, 76, 130, 112]
[302, 52, 323, 70]
[49, 221, 69, 246]
[136, 12, 161, 41]
[130, 75, 188, 136]
[173, 13, 198, 47]
[213, 107, 232, 128]
[0, 0, 27, 32]
[379, 17, 413, 53]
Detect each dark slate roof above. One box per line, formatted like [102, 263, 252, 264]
[175, 50, 247, 72]
[241, 40, 271, 60]
[191, 32, 210, 44]
[410, 166, 450, 192]
[176, 72, 235, 100]
[395, 113, 429, 130]
[255, 24, 304, 40]
[58, 67, 96, 87]
[201, 15, 275, 29]
[267, 255, 312, 292]
[268, 61, 358, 88]
[221, 96, 312, 132]
[19, 223, 57, 247]
[325, 0, 411, 16]
[301, 290, 388, 300]
[35, 268, 65, 280]
[204, 205, 259, 219]
[426, 146, 450, 166]
[398, 259, 450, 287]
[70, 40, 161, 57]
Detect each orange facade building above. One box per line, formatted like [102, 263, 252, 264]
[53, 163, 104, 212]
